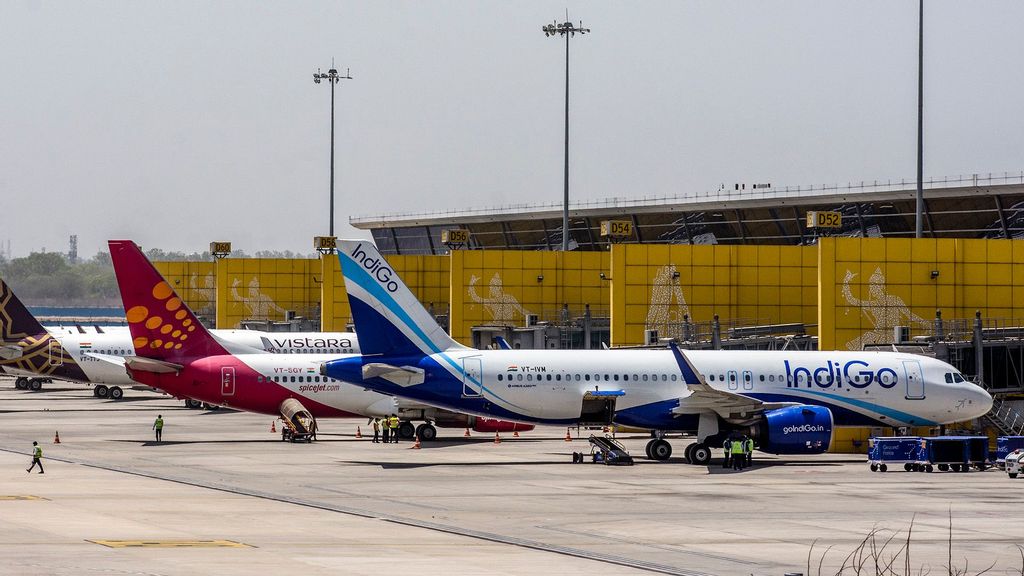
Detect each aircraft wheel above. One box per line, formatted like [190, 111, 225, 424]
[683, 443, 694, 464]
[398, 421, 416, 440]
[690, 443, 712, 466]
[109, 387, 123, 400]
[649, 439, 672, 461]
[878, 464, 888, 472]
[15, 377, 28, 390]
[95, 385, 109, 398]
[416, 423, 437, 441]
[645, 440, 655, 460]
[203, 403, 221, 411]
[29, 379, 43, 391]
[185, 398, 203, 409]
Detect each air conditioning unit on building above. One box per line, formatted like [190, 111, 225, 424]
[644, 329, 659, 346]
[525, 314, 539, 328]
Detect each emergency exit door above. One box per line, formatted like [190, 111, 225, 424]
[903, 360, 924, 400]
[48, 339, 63, 367]
[462, 356, 483, 397]
[221, 366, 235, 396]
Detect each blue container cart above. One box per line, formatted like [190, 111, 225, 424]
[917, 436, 989, 472]
[867, 437, 924, 472]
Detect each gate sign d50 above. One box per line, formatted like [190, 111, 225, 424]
[806, 211, 842, 228]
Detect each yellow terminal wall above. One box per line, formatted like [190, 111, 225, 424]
[448, 250, 610, 345]
[818, 238, 1024, 350]
[152, 261, 217, 321]
[214, 258, 321, 329]
[610, 244, 818, 346]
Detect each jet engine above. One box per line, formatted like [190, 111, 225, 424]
[757, 405, 833, 455]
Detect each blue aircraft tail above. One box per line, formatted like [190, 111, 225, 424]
[336, 240, 465, 356]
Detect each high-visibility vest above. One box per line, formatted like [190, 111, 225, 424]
[388, 417, 399, 429]
[723, 440, 731, 453]
[34, 446, 42, 458]
[731, 440, 744, 454]
[154, 418, 164, 430]
[745, 439, 754, 453]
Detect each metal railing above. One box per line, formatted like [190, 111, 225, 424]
[351, 170, 1024, 225]
[985, 397, 1024, 436]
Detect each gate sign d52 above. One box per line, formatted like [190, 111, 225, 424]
[806, 211, 842, 228]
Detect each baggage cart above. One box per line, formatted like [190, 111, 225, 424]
[867, 437, 924, 472]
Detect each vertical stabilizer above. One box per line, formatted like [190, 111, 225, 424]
[336, 240, 465, 356]
[109, 240, 228, 360]
[0, 278, 47, 342]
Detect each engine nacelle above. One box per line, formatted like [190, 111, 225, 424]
[759, 405, 833, 455]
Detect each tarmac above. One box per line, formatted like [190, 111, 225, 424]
[1, 377, 1022, 576]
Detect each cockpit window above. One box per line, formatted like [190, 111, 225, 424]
[953, 373, 966, 383]
[945, 373, 954, 384]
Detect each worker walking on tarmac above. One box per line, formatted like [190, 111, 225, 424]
[722, 437, 732, 469]
[372, 418, 380, 443]
[26, 441, 44, 474]
[744, 436, 755, 468]
[152, 414, 164, 442]
[388, 414, 400, 443]
[731, 436, 745, 470]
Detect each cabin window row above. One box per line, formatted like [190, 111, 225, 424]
[256, 375, 340, 383]
[276, 349, 354, 354]
[497, 373, 679, 383]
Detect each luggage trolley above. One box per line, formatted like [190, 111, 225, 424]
[917, 436, 981, 472]
[867, 437, 923, 472]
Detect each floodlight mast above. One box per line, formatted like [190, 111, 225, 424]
[313, 64, 353, 238]
[543, 20, 589, 252]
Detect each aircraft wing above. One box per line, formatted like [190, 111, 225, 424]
[362, 363, 425, 387]
[669, 343, 797, 421]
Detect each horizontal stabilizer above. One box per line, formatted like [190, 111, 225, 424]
[362, 362, 425, 387]
[85, 353, 126, 367]
[125, 356, 183, 374]
[0, 344, 23, 360]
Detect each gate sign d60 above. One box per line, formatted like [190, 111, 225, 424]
[806, 211, 842, 228]
[600, 220, 633, 237]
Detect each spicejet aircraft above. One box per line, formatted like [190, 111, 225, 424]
[108, 240, 530, 439]
[0, 277, 358, 404]
[322, 240, 993, 464]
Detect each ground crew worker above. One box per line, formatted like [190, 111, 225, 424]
[381, 416, 390, 444]
[388, 414, 400, 443]
[372, 418, 381, 443]
[731, 436, 745, 470]
[722, 437, 732, 469]
[26, 441, 44, 474]
[153, 414, 164, 442]
[744, 436, 755, 467]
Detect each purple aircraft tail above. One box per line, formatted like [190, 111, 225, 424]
[0, 277, 88, 381]
[0, 278, 47, 342]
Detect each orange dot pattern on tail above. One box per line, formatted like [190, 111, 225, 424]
[127, 282, 200, 351]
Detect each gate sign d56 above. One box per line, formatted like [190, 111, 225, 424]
[806, 211, 842, 228]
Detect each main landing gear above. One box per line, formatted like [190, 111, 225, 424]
[644, 438, 713, 465]
[93, 385, 124, 400]
[15, 377, 48, 391]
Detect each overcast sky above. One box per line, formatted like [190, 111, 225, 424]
[2, 1, 1022, 258]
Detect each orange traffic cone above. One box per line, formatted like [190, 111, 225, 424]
[53, 431, 60, 444]
[356, 426, 362, 439]
[564, 428, 572, 442]
[602, 425, 609, 433]
[413, 436, 421, 449]
[494, 431, 501, 444]
[463, 427, 471, 437]
[513, 430, 520, 438]
[270, 421, 276, 433]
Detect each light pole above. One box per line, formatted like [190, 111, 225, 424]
[543, 19, 589, 251]
[313, 64, 352, 238]
[915, 0, 924, 238]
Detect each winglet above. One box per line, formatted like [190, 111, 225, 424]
[669, 342, 704, 386]
[109, 240, 228, 360]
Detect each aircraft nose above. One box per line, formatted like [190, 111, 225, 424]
[973, 385, 993, 418]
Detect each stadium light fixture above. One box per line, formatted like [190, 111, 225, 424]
[313, 62, 353, 238]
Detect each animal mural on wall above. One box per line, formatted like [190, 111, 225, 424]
[187, 271, 215, 316]
[645, 264, 691, 338]
[841, 267, 929, 350]
[231, 277, 287, 321]
[467, 273, 532, 325]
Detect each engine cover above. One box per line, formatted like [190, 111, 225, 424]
[760, 405, 833, 454]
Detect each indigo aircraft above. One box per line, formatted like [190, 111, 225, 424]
[323, 240, 993, 464]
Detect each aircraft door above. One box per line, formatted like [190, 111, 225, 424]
[903, 360, 924, 400]
[221, 366, 236, 397]
[48, 338, 63, 367]
[727, 370, 739, 391]
[462, 356, 483, 397]
[742, 370, 753, 391]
